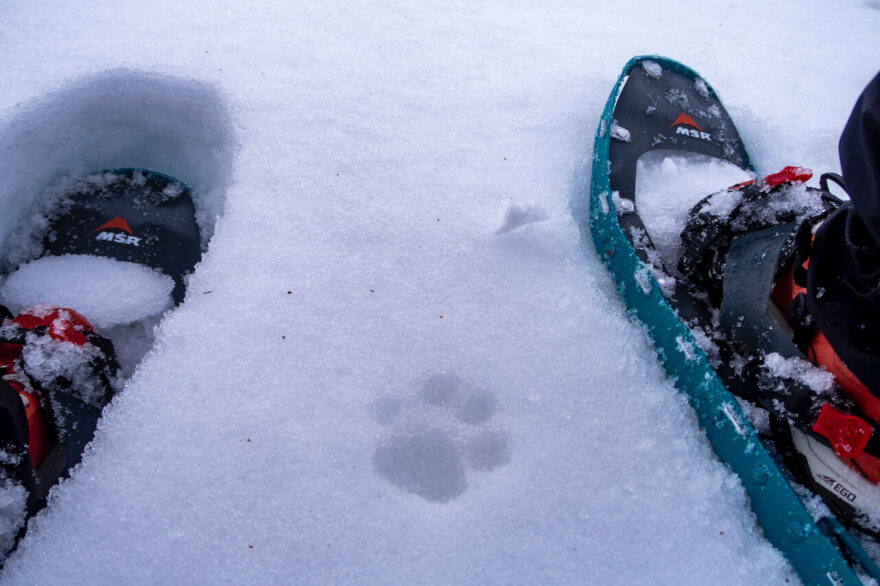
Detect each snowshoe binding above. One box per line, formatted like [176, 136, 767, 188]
[677, 169, 880, 536]
[0, 168, 202, 564]
[671, 76, 880, 539]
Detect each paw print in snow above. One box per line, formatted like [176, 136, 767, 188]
[370, 372, 511, 503]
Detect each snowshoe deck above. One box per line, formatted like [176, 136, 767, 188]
[608, 56, 751, 263]
[587, 55, 875, 584]
[38, 168, 201, 305]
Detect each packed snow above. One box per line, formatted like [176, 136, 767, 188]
[762, 352, 836, 395]
[17, 318, 118, 407]
[1, 0, 879, 584]
[0, 474, 26, 558]
[635, 151, 751, 268]
[1, 256, 173, 330]
[494, 199, 549, 234]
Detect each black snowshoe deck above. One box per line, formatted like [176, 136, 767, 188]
[605, 59, 754, 327]
[608, 58, 751, 265]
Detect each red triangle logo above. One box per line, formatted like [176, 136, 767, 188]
[89, 216, 134, 236]
[669, 112, 702, 131]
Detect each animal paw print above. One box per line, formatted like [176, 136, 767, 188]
[370, 371, 511, 503]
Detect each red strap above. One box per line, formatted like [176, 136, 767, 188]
[763, 166, 813, 188]
[12, 307, 93, 346]
[729, 179, 757, 190]
[812, 403, 873, 458]
[728, 166, 812, 191]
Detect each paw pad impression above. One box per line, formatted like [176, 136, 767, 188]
[370, 371, 511, 502]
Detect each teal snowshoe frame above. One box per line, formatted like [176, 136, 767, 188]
[586, 55, 879, 584]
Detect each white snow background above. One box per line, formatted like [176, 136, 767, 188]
[1, 0, 879, 583]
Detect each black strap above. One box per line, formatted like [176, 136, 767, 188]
[820, 172, 847, 202]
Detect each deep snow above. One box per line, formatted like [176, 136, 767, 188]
[1, 0, 879, 583]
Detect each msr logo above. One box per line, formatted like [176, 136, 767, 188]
[669, 112, 711, 141]
[89, 216, 141, 247]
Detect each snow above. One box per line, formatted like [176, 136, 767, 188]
[763, 352, 836, 394]
[18, 326, 117, 408]
[494, 199, 549, 234]
[641, 60, 663, 80]
[635, 151, 752, 268]
[0, 477, 26, 558]
[0, 0, 879, 583]
[610, 120, 632, 142]
[371, 371, 511, 502]
[0, 255, 173, 330]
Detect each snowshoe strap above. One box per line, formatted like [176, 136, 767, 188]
[0, 365, 79, 563]
[721, 224, 802, 358]
[0, 379, 36, 563]
[820, 172, 847, 200]
[678, 170, 839, 309]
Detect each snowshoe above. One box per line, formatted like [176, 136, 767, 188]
[0, 168, 202, 564]
[588, 55, 880, 583]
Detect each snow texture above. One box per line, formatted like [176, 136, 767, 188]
[635, 151, 752, 268]
[494, 199, 549, 234]
[641, 60, 663, 80]
[763, 352, 835, 394]
[0, 478, 26, 557]
[0, 255, 173, 330]
[18, 327, 117, 408]
[371, 371, 511, 502]
[0, 0, 879, 583]
[610, 120, 632, 143]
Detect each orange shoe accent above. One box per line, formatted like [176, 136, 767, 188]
[772, 247, 880, 424]
[774, 262, 880, 422]
[21, 388, 53, 467]
[853, 450, 880, 484]
[811, 330, 880, 423]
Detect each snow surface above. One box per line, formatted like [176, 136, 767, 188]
[0, 255, 174, 330]
[635, 151, 751, 268]
[0, 0, 879, 584]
